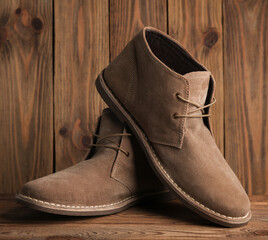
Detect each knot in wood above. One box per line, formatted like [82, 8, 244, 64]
[31, 17, 43, 31]
[15, 8, 22, 15]
[204, 31, 218, 48]
[59, 127, 68, 136]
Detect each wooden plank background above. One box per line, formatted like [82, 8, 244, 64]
[0, 0, 53, 194]
[54, 0, 108, 170]
[0, 0, 267, 196]
[224, 0, 268, 195]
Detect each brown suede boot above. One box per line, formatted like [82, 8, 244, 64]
[95, 27, 251, 227]
[16, 108, 170, 216]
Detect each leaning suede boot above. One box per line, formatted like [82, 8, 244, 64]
[96, 27, 251, 227]
[16, 108, 170, 216]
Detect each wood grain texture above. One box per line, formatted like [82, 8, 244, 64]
[0, 0, 53, 194]
[168, 0, 224, 153]
[0, 0, 267, 198]
[54, 0, 109, 170]
[110, 0, 167, 60]
[0, 199, 267, 239]
[224, 0, 268, 195]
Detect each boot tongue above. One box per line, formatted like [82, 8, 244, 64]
[183, 71, 210, 108]
[97, 108, 123, 142]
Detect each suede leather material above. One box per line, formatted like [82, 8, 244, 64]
[155, 72, 249, 217]
[19, 108, 166, 207]
[104, 31, 189, 148]
[102, 27, 250, 218]
[21, 152, 130, 206]
[111, 128, 165, 195]
[183, 71, 210, 107]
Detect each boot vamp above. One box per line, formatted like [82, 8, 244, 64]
[20, 150, 131, 207]
[110, 127, 167, 195]
[153, 123, 250, 218]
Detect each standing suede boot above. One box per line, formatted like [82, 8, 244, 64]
[16, 108, 170, 216]
[95, 26, 251, 227]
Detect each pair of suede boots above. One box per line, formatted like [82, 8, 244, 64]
[16, 27, 251, 227]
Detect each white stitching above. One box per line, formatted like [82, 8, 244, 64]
[145, 133, 249, 220]
[19, 194, 134, 209]
[100, 73, 250, 221]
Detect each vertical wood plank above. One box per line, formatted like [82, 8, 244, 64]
[168, 0, 224, 154]
[0, 0, 53, 194]
[110, 0, 167, 61]
[224, 0, 268, 195]
[54, 0, 109, 170]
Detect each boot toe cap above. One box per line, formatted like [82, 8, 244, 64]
[18, 177, 60, 204]
[204, 186, 251, 219]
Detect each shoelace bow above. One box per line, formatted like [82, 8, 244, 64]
[174, 93, 216, 118]
[87, 132, 132, 156]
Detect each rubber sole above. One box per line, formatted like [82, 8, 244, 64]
[15, 190, 173, 216]
[95, 71, 252, 227]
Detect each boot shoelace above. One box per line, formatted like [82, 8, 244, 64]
[87, 132, 132, 156]
[174, 93, 216, 118]
[87, 93, 215, 153]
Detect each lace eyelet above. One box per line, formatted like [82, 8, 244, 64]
[175, 92, 181, 99]
[173, 113, 179, 119]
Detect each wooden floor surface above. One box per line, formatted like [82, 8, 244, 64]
[0, 197, 267, 240]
